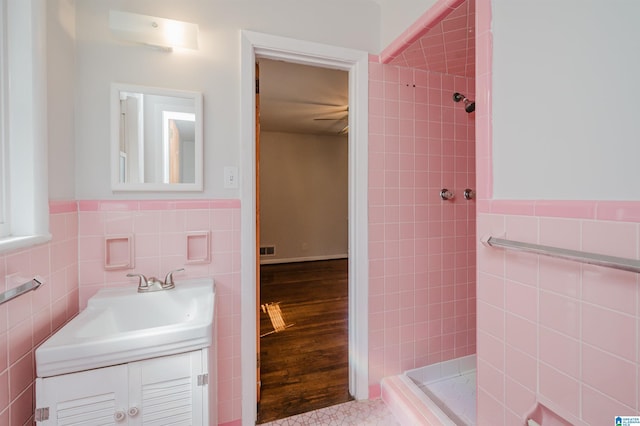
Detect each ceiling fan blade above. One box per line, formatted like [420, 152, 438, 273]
[269, 100, 347, 108]
[313, 109, 349, 121]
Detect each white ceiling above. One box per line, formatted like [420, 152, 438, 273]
[258, 59, 349, 136]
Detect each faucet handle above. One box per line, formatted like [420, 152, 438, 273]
[163, 268, 185, 289]
[127, 273, 149, 288]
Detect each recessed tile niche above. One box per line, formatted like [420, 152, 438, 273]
[186, 231, 211, 264]
[104, 235, 134, 270]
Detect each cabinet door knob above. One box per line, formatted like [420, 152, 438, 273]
[114, 410, 127, 422]
[128, 406, 140, 417]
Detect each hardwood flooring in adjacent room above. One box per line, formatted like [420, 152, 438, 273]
[257, 259, 351, 424]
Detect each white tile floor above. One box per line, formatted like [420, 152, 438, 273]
[260, 399, 399, 426]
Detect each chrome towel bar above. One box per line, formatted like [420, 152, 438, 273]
[0, 278, 43, 306]
[483, 236, 640, 274]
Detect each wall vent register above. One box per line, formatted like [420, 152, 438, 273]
[260, 246, 276, 256]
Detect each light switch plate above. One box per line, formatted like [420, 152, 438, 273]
[224, 166, 238, 189]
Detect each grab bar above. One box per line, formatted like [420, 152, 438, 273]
[0, 278, 43, 306]
[483, 236, 640, 274]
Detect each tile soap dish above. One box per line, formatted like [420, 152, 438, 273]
[104, 235, 134, 270]
[524, 402, 575, 426]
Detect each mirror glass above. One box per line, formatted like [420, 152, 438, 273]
[111, 83, 203, 191]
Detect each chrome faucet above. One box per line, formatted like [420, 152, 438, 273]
[127, 268, 185, 293]
[126, 273, 162, 292]
[163, 268, 185, 290]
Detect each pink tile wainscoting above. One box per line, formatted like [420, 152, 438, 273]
[0, 200, 241, 426]
[0, 201, 79, 425]
[0, 199, 242, 425]
[474, 0, 640, 423]
[477, 213, 640, 425]
[77, 199, 242, 424]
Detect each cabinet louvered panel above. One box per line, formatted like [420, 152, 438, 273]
[128, 350, 205, 425]
[36, 350, 208, 425]
[141, 377, 192, 424]
[56, 393, 116, 426]
[35, 364, 128, 426]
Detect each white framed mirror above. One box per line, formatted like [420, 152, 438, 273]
[111, 83, 203, 191]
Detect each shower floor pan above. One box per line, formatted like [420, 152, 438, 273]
[382, 355, 476, 426]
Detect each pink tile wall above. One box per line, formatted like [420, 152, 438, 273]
[0, 201, 79, 425]
[388, 0, 475, 78]
[475, 0, 640, 423]
[477, 214, 640, 425]
[76, 200, 241, 424]
[368, 58, 476, 388]
[379, 0, 466, 66]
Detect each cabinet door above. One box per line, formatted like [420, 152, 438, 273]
[128, 351, 206, 426]
[35, 364, 129, 425]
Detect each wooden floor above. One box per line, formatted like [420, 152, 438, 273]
[257, 259, 352, 424]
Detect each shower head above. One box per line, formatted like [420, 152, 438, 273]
[453, 92, 475, 113]
[465, 101, 475, 113]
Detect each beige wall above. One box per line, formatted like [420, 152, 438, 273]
[259, 131, 348, 263]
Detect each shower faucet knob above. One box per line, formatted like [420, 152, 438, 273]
[464, 189, 476, 200]
[440, 189, 455, 200]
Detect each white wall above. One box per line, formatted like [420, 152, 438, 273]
[74, 0, 380, 200]
[378, 0, 437, 50]
[47, 0, 76, 200]
[260, 131, 348, 263]
[492, 0, 640, 200]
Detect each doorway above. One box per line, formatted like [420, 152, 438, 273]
[240, 31, 369, 426]
[258, 260, 350, 423]
[256, 58, 350, 423]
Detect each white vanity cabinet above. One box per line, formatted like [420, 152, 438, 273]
[35, 349, 209, 425]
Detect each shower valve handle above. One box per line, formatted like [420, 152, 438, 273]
[440, 189, 455, 200]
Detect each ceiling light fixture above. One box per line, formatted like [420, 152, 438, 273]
[109, 10, 199, 52]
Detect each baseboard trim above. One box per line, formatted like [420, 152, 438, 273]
[260, 254, 348, 265]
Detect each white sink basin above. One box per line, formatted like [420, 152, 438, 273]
[36, 278, 214, 377]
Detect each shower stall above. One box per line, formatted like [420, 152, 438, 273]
[369, 0, 478, 423]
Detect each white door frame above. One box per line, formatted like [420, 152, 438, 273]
[240, 30, 369, 425]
